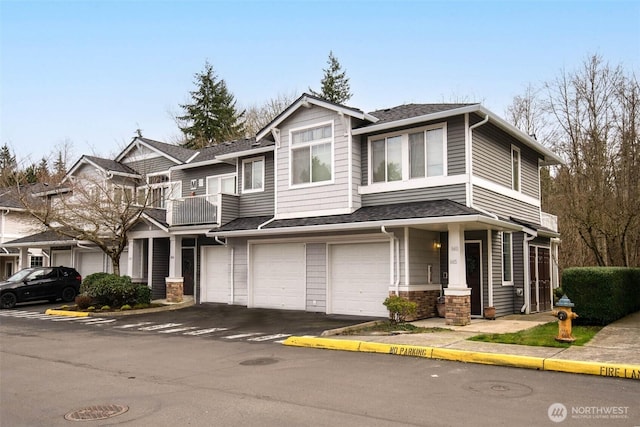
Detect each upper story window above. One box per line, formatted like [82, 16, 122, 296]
[138, 174, 179, 209]
[369, 123, 446, 184]
[511, 145, 521, 192]
[207, 173, 237, 195]
[290, 122, 333, 186]
[242, 157, 264, 193]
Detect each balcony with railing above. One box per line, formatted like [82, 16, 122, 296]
[541, 211, 558, 232]
[167, 193, 239, 227]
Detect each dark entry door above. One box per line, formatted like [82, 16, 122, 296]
[465, 242, 482, 316]
[182, 248, 195, 295]
[529, 246, 552, 312]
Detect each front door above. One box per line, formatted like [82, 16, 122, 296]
[465, 242, 482, 316]
[530, 246, 551, 312]
[181, 248, 195, 295]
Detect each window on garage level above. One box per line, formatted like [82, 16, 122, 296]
[30, 256, 44, 267]
[290, 122, 333, 186]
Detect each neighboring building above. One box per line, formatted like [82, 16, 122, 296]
[4, 94, 561, 325]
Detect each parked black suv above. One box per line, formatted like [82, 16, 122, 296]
[0, 266, 82, 309]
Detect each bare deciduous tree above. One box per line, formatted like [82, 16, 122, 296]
[243, 92, 298, 137]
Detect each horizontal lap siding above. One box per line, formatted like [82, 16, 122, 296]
[513, 232, 525, 310]
[220, 194, 239, 225]
[472, 121, 540, 200]
[306, 243, 326, 312]
[277, 108, 349, 216]
[473, 186, 540, 224]
[490, 230, 514, 315]
[361, 184, 466, 206]
[173, 164, 236, 197]
[239, 151, 275, 217]
[124, 157, 177, 176]
[408, 228, 440, 286]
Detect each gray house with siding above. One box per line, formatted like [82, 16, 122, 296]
[5, 93, 561, 326]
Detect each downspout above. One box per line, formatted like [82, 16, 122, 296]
[258, 217, 276, 230]
[467, 114, 489, 207]
[381, 226, 400, 296]
[522, 233, 536, 313]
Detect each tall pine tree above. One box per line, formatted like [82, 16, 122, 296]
[309, 51, 353, 105]
[177, 62, 244, 149]
[0, 144, 17, 187]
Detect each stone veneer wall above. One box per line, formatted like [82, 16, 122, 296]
[445, 295, 471, 326]
[394, 290, 440, 321]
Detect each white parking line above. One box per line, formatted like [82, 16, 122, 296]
[81, 319, 117, 325]
[113, 322, 154, 329]
[247, 334, 291, 342]
[223, 333, 261, 340]
[50, 316, 87, 322]
[157, 326, 199, 334]
[138, 323, 182, 331]
[182, 327, 229, 336]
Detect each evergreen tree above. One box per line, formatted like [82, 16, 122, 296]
[177, 61, 244, 149]
[0, 144, 17, 187]
[309, 51, 353, 105]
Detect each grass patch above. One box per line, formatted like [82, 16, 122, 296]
[468, 322, 602, 348]
[340, 320, 448, 335]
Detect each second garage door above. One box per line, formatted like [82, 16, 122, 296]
[329, 242, 391, 317]
[78, 251, 104, 277]
[201, 246, 231, 303]
[251, 243, 305, 310]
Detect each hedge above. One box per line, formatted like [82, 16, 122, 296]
[562, 267, 640, 325]
[81, 273, 152, 307]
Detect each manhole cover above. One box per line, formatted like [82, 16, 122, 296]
[64, 404, 129, 421]
[464, 381, 533, 398]
[240, 357, 279, 366]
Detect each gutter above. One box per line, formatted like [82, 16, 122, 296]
[468, 114, 489, 207]
[257, 217, 276, 230]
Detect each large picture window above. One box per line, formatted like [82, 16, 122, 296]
[290, 123, 333, 186]
[369, 123, 446, 184]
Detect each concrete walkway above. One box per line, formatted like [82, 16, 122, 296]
[284, 311, 640, 379]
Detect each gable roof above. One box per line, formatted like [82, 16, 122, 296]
[256, 93, 378, 141]
[115, 137, 197, 165]
[66, 155, 141, 180]
[367, 103, 476, 125]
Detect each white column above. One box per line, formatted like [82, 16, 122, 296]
[444, 223, 470, 296]
[19, 247, 29, 269]
[168, 235, 182, 278]
[127, 239, 134, 277]
[147, 238, 154, 289]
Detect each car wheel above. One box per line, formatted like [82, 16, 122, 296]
[61, 287, 77, 302]
[0, 292, 17, 309]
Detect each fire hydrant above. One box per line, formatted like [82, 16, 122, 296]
[552, 295, 579, 343]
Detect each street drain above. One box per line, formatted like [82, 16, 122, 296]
[240, 357, 279, 366]
[64, 404, 129, 421]
[464, 381, 533, 398]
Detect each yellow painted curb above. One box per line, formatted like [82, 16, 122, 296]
[544, 359, 640, 380]
[45, 309, 89, 317]
[431, 348, 544, 370]
[283, 336, 640, 380]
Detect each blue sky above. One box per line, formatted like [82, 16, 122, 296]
[1, 0, 639, 165]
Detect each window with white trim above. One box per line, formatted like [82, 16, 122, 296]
[511, 145, 521, 192]
[502, 232, 513, 285]
[369, 123, 446, 184]
[207, 173, 237, 195]
[290, 122, 333, 186]
[138, 174, 179, 209]
[242, 157, 264, 192]
[30, 256, 44, 267]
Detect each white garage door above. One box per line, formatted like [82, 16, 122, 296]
[251, 243, 305, 310]
[79, 251, 104, 277]
[51, 250, 71, 268]
[330, 242, 391, 317]
[201, 246, 231, 303]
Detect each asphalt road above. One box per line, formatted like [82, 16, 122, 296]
[1, 304, 639, 426]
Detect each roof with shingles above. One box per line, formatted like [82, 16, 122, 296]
[2, 229, 78, 245]
[215, 200, 485, 232]
[365, 103, 477, 126]
[192, 138, 274, 163]
[137, 137, 196, 163]
[142, 208, 168, 228]
[83, 155, 139, 175]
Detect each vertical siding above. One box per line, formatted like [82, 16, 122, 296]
[239, 151, 275, 217]
[276, 107, 350, 215]
[361, 184, 466, 206]
[151, 238, 169, 299]
[473, 186, 540, 224]
[472, 120, 540, 200]
[306, 243, 326, 312]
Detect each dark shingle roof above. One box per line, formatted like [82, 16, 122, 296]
[365, 103, 477, 126]
[216, 200, 484, 232]
[84, 156, 139, 175]
[192, 138, 274, 163]
[138, 137, 196, 163]
[2, 229, 77, 245]
[142, 208, 168, 228]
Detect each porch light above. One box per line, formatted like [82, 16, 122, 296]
[434, 240, 442, 249]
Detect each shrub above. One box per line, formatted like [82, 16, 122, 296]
[101, 305, 111, 311]
[383, 295, 417, 323]
[120, 304, 132, 311]
[82, 274, 150, 307]
[562, 267, 640, 325]
[80, 272, 110, 294]
[75, 294, 93, 310]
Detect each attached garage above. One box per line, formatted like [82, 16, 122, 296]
[250, 243, 305, 310]
[200, 246, 232, 303]
[78, 251, 104, 277]
[329, 242, 391, 317]
[51, 250, 71, 268]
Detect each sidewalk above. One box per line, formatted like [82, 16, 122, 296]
[284, 311, 640, 380]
